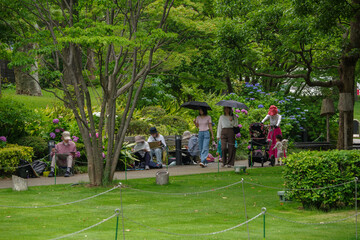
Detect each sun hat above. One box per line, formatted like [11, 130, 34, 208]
[135, 135, 145, 143]
[149, 127, 158, 134]
[62, 131, 71, 140]
[182, 131, 192, 140]
[268, 105, 278, 116]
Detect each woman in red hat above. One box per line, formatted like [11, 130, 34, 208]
[261, 105, 283, 160]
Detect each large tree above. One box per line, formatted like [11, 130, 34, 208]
[1, 0, 178, 185]
[216, 0, 360, 149]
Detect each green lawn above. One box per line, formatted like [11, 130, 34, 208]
[1, 87, 102, 109]
[0, 167, 357, 240]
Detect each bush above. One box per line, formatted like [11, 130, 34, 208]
[127, 120, 151, 136]
[141, 106, 166, 120]
[158, 115, 189, 135]
[283, 150, 360, 211]
[0, 97, 37, 142]
[16, 136, 48, 159]
[0, 144, 34, 174]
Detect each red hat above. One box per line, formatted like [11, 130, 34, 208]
[268, 105, 278, 116]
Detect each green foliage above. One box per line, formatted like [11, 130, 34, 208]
[15, 136, 48, 159]
[0, 97, 37, 142]
[0, 144, 34, 174]
[127, 120, 151, 136]
[141, 106, 167, 120]
[283, 150, 360, 210]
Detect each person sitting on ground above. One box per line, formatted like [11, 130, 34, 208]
[147, 127, 167, 165]
[48, 131, 76, 177]
[133, 135, 151, 170]
[182, 131, 199, 164]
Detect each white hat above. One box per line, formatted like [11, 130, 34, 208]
[62, 131, 71, 140]
[182, 131, 192, 140]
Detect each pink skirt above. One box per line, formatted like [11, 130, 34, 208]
[267, 127, 284, 158]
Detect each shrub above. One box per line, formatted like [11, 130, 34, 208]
[0, 97, 37, 142]
[127, 120, 151, 136]
[0, 144, 34, 174]
[141, 106, 166, 120]
[16, 136, 48, 159]
[158, 115, 189, 135]
[283, 150, 360, 211]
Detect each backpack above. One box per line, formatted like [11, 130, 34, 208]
[31, 160, 47, 175]
[16, 159, 38, 178]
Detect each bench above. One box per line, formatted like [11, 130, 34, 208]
[124, 135, 189, 165]
[294, 142, 334, 150]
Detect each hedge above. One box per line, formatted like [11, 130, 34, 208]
[0, 144, 34, 174]
[283, 150, 360, 211]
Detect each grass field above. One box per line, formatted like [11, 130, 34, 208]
[0, 167, 357, 240]
[1, 87, 102, 109]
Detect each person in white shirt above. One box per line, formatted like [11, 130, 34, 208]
[133, 135, 151, 170]
[217, 107, 238, 167]
[147, 127, 166, 165]
[261, 105, 283, 159]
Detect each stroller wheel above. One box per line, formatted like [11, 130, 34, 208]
[270, 156, 275, 166]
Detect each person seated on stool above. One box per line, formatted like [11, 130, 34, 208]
[48, 131, 76, 177]
[147, 127, 166, 165]
[182, 131, 199, 164]
[133, 135, 151, 170]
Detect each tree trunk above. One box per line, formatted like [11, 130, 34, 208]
[224, 75, 233, 93]
[14, 44, 42, 96]
[336, 1, 360, 149]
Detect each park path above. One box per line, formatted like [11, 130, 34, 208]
[0, 160, 250, 189]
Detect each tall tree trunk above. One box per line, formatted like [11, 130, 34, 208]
[14, 44, 42, 96]
[224, 74, 233, 93]
[337, 1, 360, 149]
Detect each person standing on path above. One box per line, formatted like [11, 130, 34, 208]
[261, 105, 283, 160]
[194, 107, 214, 167]
[217, 107, 238, 168]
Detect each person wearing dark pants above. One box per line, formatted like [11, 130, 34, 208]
[133, 135, 151, 170]
[217, 107, 238, 167]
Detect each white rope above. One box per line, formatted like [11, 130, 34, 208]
[125, 180, 243, 195]
[266, 212, 360, 225]
[49, 213, 117, 240]
[0, 154, 50, 170]
[244, 179, 355, 191]
[0, 185, 120, 208]
[124, 211, 265, 236]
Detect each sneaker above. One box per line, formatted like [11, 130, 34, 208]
[204, 163, 208, 167]
[145, 165, 150, 170]
[200, 162, 205, 168]
[48, 171, 55, 177]
[227, 165, 232, 168]
[64, 171, 71, 177]
[222, 164, 226, 167]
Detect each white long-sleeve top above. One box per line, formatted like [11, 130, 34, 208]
[262, 114, 282, 127]
[217, 115, 238, 139]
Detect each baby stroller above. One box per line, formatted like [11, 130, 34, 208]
[248, 122, 275, 167]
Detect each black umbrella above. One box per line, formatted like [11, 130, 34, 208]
[181, 101, 212, 110]
[216, 100, 248, 110]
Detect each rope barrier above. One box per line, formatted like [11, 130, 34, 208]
[0, 154, 50, 170]
[0, 185, 120, 208]
[123, 210, 265, 236]
[125, 180, 243, 195]
[244, 179, 356, 191]
[49, 212, 117, 240]
[266, 212, 360, 225]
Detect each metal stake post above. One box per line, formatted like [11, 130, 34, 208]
[356, 177, 358, 240]
[262, 207, 267, 239]
[124, 156, 127, 181]
[54, 152, 56, 185]
[242, 178, 250, 240]
[115, 209, 120, 240]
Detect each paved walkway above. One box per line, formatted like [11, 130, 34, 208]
[0, 160, 250, 189]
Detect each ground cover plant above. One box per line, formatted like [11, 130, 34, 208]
[0, 167, 357, 240]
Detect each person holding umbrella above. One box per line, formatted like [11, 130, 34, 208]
[194, 107, 214, 167]
[217, 107, 238, 167]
